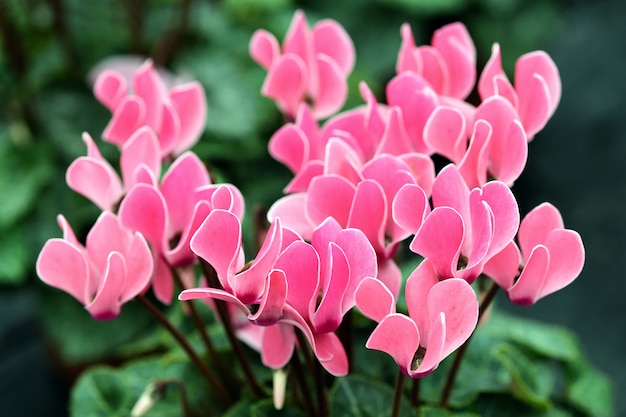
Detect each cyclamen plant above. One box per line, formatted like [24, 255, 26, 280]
[36, 10, 590, 417]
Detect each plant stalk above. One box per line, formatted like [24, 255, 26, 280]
[439, 281, 499, 407]
[391, 369, 405, 417]
[136, 295, 232, 405]
[198, 258, 267, 397]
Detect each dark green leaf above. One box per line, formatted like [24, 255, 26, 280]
[482, 311, 581, 364]
[250, 399, 307, 417]
[37, 287, 154, 363]
[566, 360, 614, 417]
[71, 367, 131, 417]
[492, 343, 553, 409]
[330, 375, 415, 417]
[0, 226, 29, 284]
[417, 405, 480, 417]
[372, 0, 468, 15]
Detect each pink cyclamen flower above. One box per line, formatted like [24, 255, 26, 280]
[269, 142, 434, 295]
[250, 10, 355, 119]
[355, 259, 478, 378]
[423, 96, 528, 188]
[119, 151, 244, 304]
[66, 127, 162, 211]
[181, 214, 376, 376]
[36, 212, 153, 320]
[483, 202, 585, 305]
[397, 22, 476, 102]
[405, 164, 519, 283]
[478, 43, 561, 139]
[94, 59, 207, 157]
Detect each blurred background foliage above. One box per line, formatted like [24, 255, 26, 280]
[0, 0, 623, 416]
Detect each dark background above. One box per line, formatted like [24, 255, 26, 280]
[1, 0, 624, 415]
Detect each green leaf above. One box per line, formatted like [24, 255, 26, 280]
[566, 360, 614, 417]
[372, 0, 468, 15]
[71, 353, 222, 417]
[492, 343, 553, 409]
[0, 137, 55, 228]
[250, 399, 307, 417]
[475, 394, 575, 417]
[418, 405, 480, 417]
[329, 375, 415, 417]
[0, 225, 29, 284]
[37, 287, 154, 363]
[482, 311, 581, 364]
[71, 367, 131, 417]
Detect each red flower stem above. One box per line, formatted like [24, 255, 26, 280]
[198, 258, 267, 397]
[290, 350, 317, 417]
[170, 266, 231, 380]
[136, 295, 232, 405]
[411, 377, 421, 408]
[391, 369, 405, 417]
[315, 360, 329, 417]
[439, 281, 499, 408]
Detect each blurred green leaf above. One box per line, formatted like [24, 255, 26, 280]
[0, 137, 55, 228]
[38, 288, 154, 363]
[418, 406, 480, 417]
[330, 375, 416, 417]
[250, 400, 307, 417]
[483, 312, 581, 363]
[566, 360, 614, 417]
[0, 225, 29, 284]
[71, 352, 220, 417]
[493, 344, 553, 409]
[373, 0, 468, 14]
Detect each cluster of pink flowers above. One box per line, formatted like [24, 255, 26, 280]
[36, 10, 584, 384]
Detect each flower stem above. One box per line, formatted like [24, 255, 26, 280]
[411, 377, 421, 408]
[198, 258, 267, 397]
[439, 281, 499, 408]
[171, 266, 230, 380]
[391, 369, 405, 417]
[136, 295, 232, 406]
[290, 351, 317, 417]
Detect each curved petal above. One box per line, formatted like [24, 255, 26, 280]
[396, 23, 419, 74]
[411, 312, 445, 377]
[102, 96, 146, 147]
[410, 207, 464, 279]
[233, 218, 284, 304]
[157, 100, 180, 156]
[518, 202, 563, 260]
[432, 22, 476, 99]
[190, 209, 242, 290]
[277, 240, 319, 320]
[166, 200, 212, 267]
[169, 81, 207, 154]
[313, 243, 350, 333]
[483, 241, 521, 290]
[376, 107, 413, 156]
[267, 193, 312, 239]
[261, 324, 295, 369]
[312, 19, 355, 75]
[36, 239, 89, 303]
[431, 164, 470, 223]
[539, 229, 584, 299]
[366, 313, 420, 377]
[347, 180, 386, 254]
[508, 245, 550, 306]
[315, 332, 349, 376]
[161, 152, 211, 235]
[306, 175, 356, 227]
[120, 126, 161, 189]
[86, 251, 126, 320]
[268, 123, 309, 174]
[251, 269, 288, 326]
[94, 69, 127, 111]
[423, 105, 467, 163]
[312, 54, 347, 119]
[263, 54, 308, 119]
[392, 183, 430, 236]
[457, 119, 492, 189]
[153, 251, 174, 304]
[405, 259, 439, 340]
[250, 29, 280, 70]
[66, 156, 123, 211]
[86, 212, 132, 276]
[478, 181, 520, 261]
[355, 277, 395, 323]
[121, 232, 154, 302]
[132, 60, 166, 132]
[428, 278, 478, 359]
[118, 184, 167, 249]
